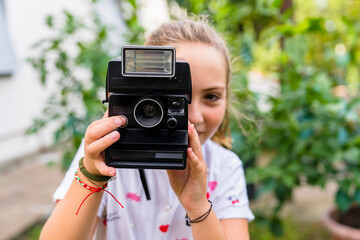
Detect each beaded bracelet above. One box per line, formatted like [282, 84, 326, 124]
[79, 157, 112, 182]
[74, 170, 123, 215]
[185, 200, 213, 226]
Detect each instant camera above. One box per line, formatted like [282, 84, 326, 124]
[103, 46, 192, 169]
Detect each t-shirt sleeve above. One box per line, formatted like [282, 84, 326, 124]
[52, 139, 85, 201]
[211, 152, 255, 222]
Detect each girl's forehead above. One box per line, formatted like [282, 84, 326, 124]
[175, 42, 219, 54]
[175, 43, 224, 67]
[175, 43, 227, 90]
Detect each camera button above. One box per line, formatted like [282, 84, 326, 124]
[118, 115, 128, 128]
[167, 117, 177, 129]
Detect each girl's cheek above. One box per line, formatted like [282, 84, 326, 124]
[209, 105, 226, 123]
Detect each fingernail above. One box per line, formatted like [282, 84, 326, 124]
[110, 131, 119, 140]
[114, 118, 122, 127]
[189, 123, 194, 133]
[191, 124, 197, 134]
[109, 169, 115, 176]
[188, 147, 193, 154]
[120, 115, 127, 124]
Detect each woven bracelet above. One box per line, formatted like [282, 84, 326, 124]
[185, 200, 213, 226]
[79, 157, 112, 182]
[74, 170, 123, 215]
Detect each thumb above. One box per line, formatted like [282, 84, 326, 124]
[93, 160, 116, 177]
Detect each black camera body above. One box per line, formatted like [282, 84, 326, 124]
[103, 46, 192, 169]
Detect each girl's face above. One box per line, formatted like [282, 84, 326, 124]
[176, 42, 227, 144]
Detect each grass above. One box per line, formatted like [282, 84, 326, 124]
[249, 216, 331, 240]
[12, 220, 44, 240]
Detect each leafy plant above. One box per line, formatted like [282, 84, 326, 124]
[27, 0, 144, 169]
[246, 5, 360, 233]
[249, 215, 330, 240]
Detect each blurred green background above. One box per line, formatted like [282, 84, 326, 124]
[24, 0, 360, 239]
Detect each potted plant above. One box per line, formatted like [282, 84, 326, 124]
[245, 63, 360, 237]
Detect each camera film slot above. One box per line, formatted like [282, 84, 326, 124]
[107, 149, 186, 169]
[110, 150, 183, 161]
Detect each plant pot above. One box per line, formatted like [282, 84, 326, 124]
[322, 207, 360, 240]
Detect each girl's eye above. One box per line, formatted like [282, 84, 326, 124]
[204, 93, 220, 101]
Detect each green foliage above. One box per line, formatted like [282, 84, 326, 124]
[252, 65, 360, 213]
[120, 0, 145, 44]
[27, 0, 144, 169]
[12, 220, 44, 240]
[249, 0, 360, 222]
[173, 0, 360, 235]
[249, 215, 330, 240]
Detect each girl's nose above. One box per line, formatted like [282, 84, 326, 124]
[188, 102, 203, 125]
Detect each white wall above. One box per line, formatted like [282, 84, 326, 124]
[0, 0, 126, 166]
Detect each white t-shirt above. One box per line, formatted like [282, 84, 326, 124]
[53, 139, 254, 240]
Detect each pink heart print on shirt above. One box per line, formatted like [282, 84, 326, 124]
[208, 181, 218, 191]
[207, 181, 218, 199]
[125, 192, 141, 202]
[159, 224, 169, 232]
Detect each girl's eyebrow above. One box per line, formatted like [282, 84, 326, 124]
[202, 86, 226, 92]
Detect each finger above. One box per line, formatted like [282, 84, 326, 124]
[89, 109, 110, 128]
[86, 116, 125, 143]
[188, 123, 203, 160]
[87, 130, 120, 157]
[187, 147, 207, 180]
[102, 109, 109, 119]
[88, 112, 126, 131]
[93, 160, 116, 177]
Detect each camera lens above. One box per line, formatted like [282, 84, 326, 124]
[143, 104, 157, 118]
[134, 98, 163, 128]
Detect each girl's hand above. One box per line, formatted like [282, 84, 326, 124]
[167, 122, 209, 213]
[83, 110, 127, 177]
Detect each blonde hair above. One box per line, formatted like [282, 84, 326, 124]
[145, 19, 232, 149]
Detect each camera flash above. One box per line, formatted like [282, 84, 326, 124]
[122, 46, 175, 77]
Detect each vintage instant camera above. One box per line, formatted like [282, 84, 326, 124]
[103, 46, 192, 169]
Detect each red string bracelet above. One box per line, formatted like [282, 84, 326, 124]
[74, 170, 124, 215]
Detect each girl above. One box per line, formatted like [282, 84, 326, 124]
[40, 19, 254, 240]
